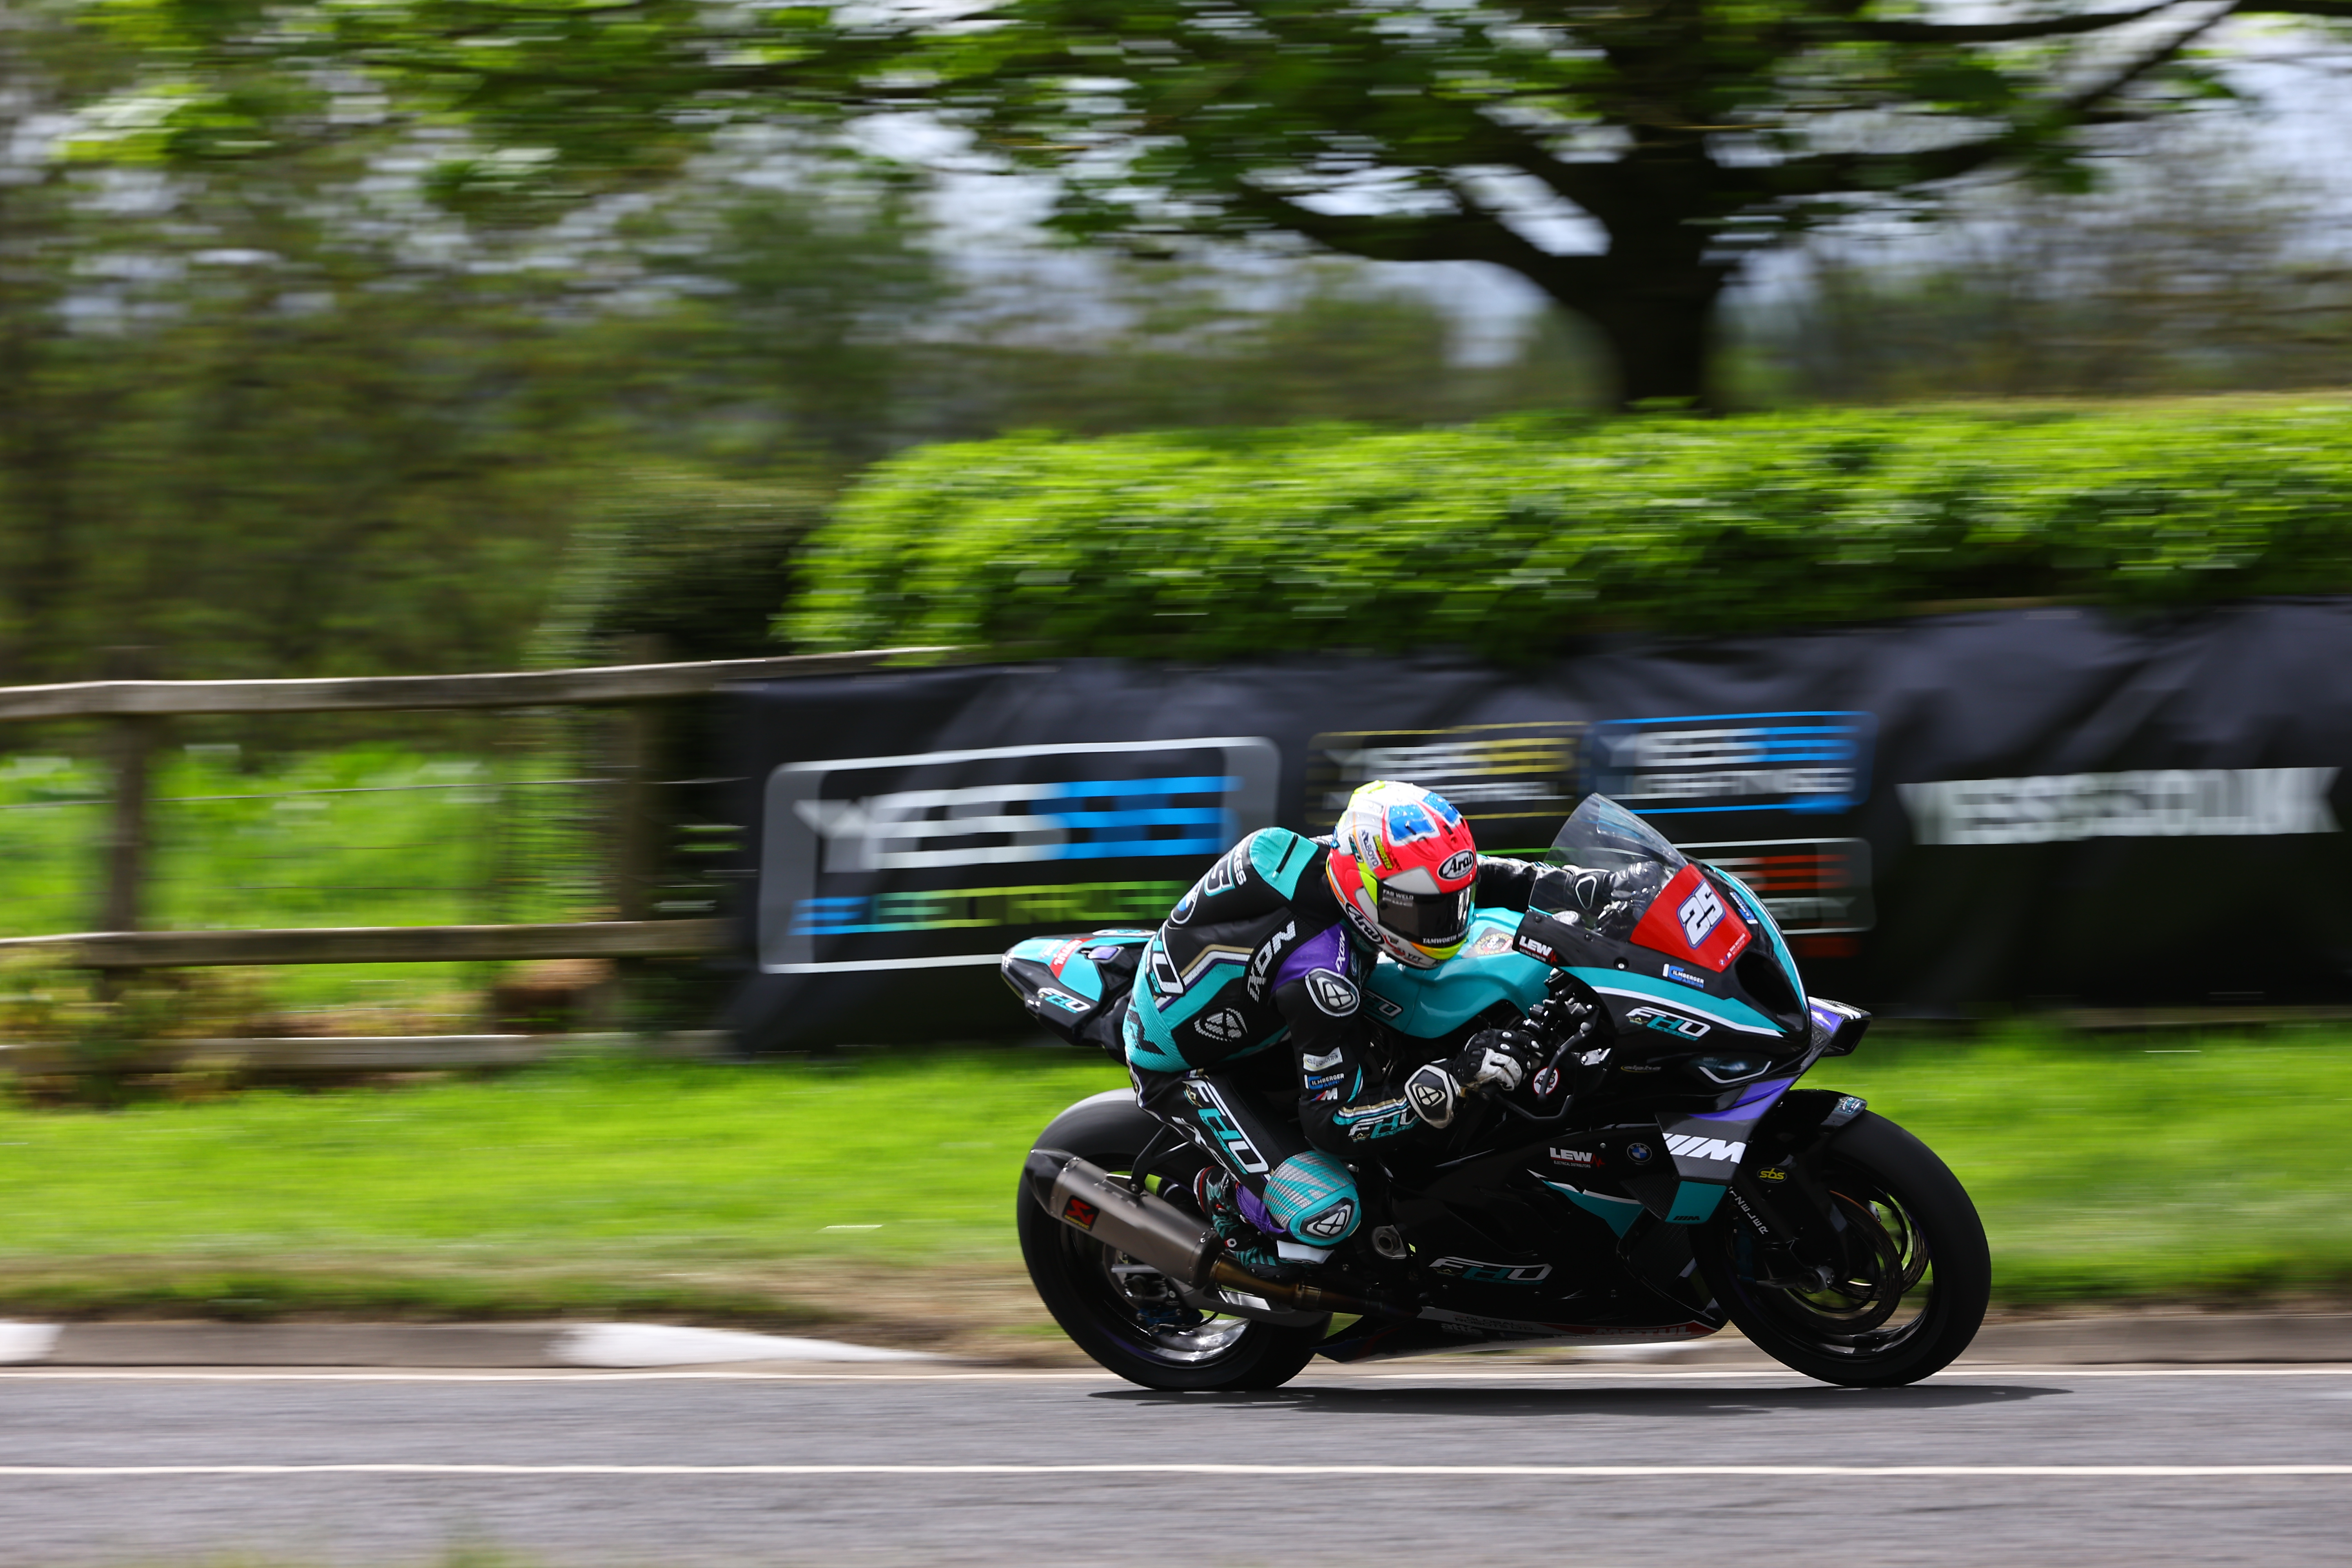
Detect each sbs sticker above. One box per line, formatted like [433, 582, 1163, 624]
[1678, 881, 1725, 947]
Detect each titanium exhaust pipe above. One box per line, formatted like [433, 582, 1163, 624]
[1025, 1149, 1403, 1320]
[1026, 1149, 1221, 1288]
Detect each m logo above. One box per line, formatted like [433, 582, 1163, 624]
[1196, 1008, 1246, 1044]
[1300, 1201, 1356, 1240]
[1437, 849, 1476, 883]
[1305, 969, 1359, 1017]
[1664, 1133, 1747, 1164]
[1678, 881, 1724, 947]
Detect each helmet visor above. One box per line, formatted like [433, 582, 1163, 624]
[1375, 884, 1474, 949]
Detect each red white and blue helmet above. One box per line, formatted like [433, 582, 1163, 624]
[1325, 780, 1479, 969]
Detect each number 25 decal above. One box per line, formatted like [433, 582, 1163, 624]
[1678, 882, 1724, 947]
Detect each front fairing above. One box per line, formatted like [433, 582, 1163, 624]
[1520, 795, 1813, 1082]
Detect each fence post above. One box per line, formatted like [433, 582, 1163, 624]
[100, 717, 158, 934]
[99, 650, 158, 936]
[596, 635, 669, 1028]
[610, 634, 668, 924]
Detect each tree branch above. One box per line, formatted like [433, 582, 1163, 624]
[1734, 132, 2018, 199]
[2233, 0, 2352, 15]
[2056, 1, 2238, 116]
[1226, 182, 1604, 289]
[1851, 1, 2186, 44]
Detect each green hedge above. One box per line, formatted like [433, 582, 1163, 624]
[784, 400, 2352, 659]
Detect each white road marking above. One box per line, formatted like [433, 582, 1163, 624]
[553, 1323, 933, 1367]
[0, 1463, 2343, 1479]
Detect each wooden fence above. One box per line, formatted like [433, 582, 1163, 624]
[0, 648, 942, 1071]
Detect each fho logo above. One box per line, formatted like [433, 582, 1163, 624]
[1590, 711, 1875, 817]
[760, 738, 1279, 973]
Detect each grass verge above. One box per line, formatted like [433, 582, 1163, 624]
[0, 1031, 2345, 1326]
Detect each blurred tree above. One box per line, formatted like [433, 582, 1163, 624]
[1746, 122, 2352, 400]
[82, 0, 2352, 409]
[0, 0, 610, 682]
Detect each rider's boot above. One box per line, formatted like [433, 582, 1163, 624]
[1192, 1168, 1306, 1282]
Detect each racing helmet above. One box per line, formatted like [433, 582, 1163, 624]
[1325, 780, 1480, 969]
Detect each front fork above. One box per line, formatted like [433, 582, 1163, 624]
[1717, 1093, 1872, 1290]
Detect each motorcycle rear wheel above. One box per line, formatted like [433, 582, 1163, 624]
[1016, 1099, 1328, 1392]
[1695, 1111, 1990, 1388]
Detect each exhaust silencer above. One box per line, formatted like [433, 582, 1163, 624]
[1025, 1148, 1405, 1322]
[1025, 1149, 1220, 1289]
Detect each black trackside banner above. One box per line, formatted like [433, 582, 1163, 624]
[719, 601, 2352, 1049]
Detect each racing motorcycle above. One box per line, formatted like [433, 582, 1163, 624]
[1001, 793, 1989, 1390]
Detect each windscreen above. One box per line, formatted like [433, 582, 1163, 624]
[1538, 794, 1685, 940]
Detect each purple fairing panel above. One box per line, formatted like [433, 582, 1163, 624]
[1688, 1076, 1798, 1124]
[1273, 921, 1353, 989]
[1807, 999, 1844, 1035]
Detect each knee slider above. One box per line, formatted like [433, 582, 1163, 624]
[1261, 1151, 1361, 1244]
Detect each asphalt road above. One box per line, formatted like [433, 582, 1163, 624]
[1, 1363, 2348, 1566]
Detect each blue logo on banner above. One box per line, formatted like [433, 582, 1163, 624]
[759, 737, 1282, 973]
[1589, 711, 1875, 816]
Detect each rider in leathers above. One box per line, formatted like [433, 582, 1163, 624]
[1123, 780, 1553, 1274]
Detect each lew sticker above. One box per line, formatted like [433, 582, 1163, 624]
[1305, 969, 1360, 1017]
[1678, 881, 1724, 947]
[1548, 1146, 1601, 1168]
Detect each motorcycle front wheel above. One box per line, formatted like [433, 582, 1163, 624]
[1016, 1093, 1328, 1392]
[1695, 1111, 1991, 1388]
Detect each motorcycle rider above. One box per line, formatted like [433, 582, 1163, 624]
[1123, 779, 1558, 1277]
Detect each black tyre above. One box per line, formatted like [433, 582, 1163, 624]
[1016, 1091, 1329, 1392]
[1695, 1111, 1990, 1388]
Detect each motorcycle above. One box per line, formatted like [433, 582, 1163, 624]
[1000, 793, 1989, 1390]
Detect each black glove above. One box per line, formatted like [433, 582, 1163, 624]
[1452, 1025, 1545, 1095]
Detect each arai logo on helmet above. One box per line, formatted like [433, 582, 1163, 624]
[1437, 849, 1476, 883]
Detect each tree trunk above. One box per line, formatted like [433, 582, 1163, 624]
[1526, 229, 1730, 411]
[1582, 262, 1728, 411]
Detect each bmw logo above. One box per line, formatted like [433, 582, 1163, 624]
[1625, 1141, 1654, 1165]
